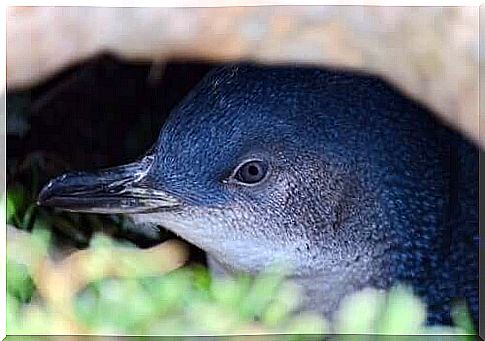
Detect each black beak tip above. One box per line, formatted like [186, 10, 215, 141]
[36, 172, 90, 208]
[37, 181, 55, 207]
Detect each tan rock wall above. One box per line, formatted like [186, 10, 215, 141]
[7, 6, 481, 147]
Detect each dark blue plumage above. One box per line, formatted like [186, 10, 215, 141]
[38, 63, 478, 327]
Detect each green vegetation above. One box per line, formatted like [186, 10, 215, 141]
[7, 227, 327, 335]
[5, 189, 476, 338]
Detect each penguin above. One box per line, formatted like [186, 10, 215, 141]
[38, 63, 478, 327]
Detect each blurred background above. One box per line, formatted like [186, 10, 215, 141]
[4, 5, 479, 337]
[7, 6, 480, 146]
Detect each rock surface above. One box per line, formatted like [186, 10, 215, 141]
[6, 6, 481, 147]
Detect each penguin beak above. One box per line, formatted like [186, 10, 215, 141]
[37, 156, 180, 214]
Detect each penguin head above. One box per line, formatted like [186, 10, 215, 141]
[38, 64, 396, 275]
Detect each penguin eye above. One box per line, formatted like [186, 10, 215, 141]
[233, 160, 269, 185]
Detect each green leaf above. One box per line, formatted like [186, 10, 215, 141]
[6, 192, 16, 224]
[285, 312, 328, 335]
[192, 265, 212, 293]
[6, 259, 36, 303]
[240, 272, 284, 319]
[451, 301, 476, 335]
[376, 285, 426, 334]
[335, 287, 386, 334]
[7, 186, 26, 227]
[21, 204, 36, 230]
[7, 293, 21, 333]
